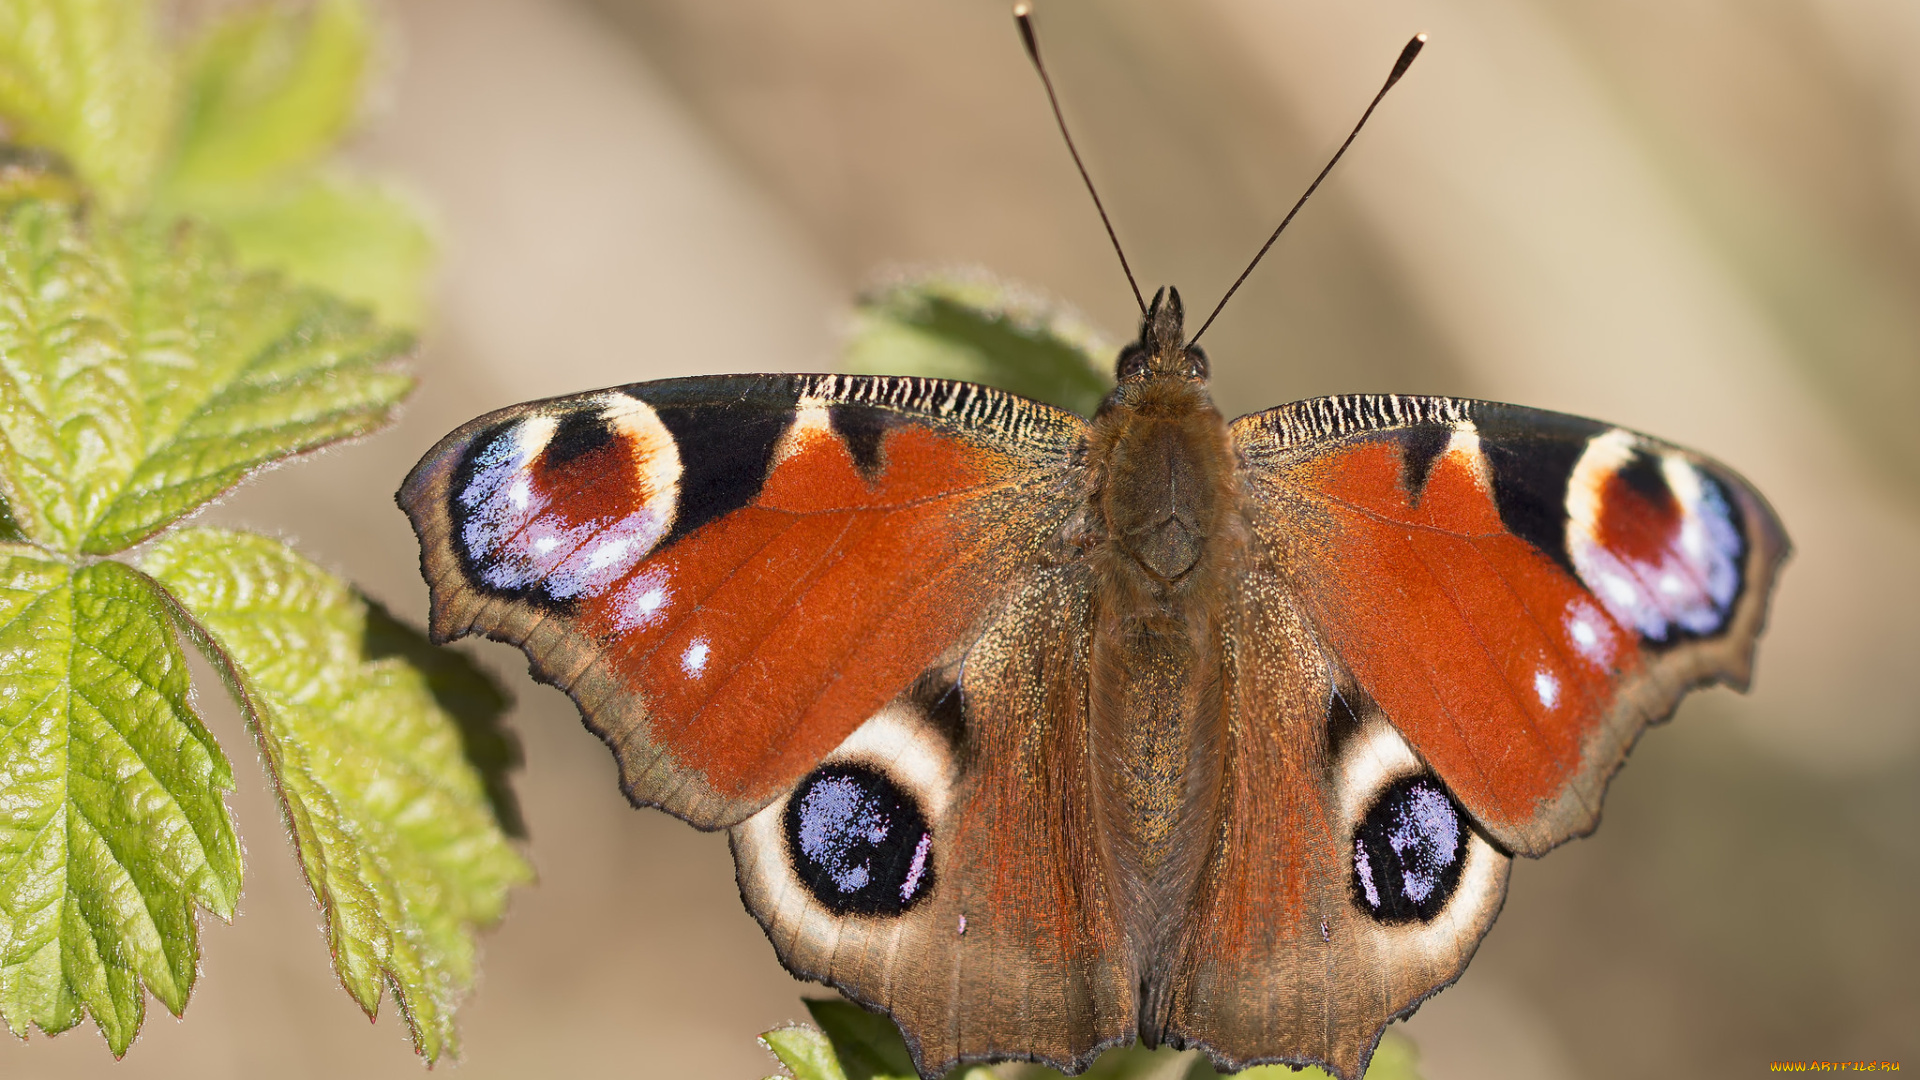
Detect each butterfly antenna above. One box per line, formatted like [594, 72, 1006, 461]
[1015, 4, 1146, 316]
[1189, 33, 1426, 345]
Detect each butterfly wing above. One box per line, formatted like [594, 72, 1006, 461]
[729, 563, 1134, 1076]
[398, 373, 1087, 830]
[1163, 394, 1785, 1077]
[402, 372, 1132, 1074]
[1235, 394, 1788, 857]
[1162, 533, 1512, 1078]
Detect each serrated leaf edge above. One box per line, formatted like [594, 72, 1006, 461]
[137, 529, 532, 1063]
[0, 552, 242, 1054]
[136, 564, 391, 1013]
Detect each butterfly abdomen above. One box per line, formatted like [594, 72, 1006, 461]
[1084, 371, 1248, 1038]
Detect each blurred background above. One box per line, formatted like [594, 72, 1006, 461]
[5, 0, 1917, 1077]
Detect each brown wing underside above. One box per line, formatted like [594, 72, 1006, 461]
[730, 566, 1134, 1077]
[1164, 551, 1512, 1080]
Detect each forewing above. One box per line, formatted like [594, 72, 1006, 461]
[728, 564, 1134, 1077]
[398, 374, 1086, 829]
[1231, 394, 1789, 856]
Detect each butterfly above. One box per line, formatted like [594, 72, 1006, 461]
[395, 18, 1787, 1080]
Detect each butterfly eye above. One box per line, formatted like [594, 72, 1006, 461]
[1115, 342, 1152, 382]
[1182, 343, 1210, 379]
[1349, 774, 1468, 924]
[782, 763, 936, 917]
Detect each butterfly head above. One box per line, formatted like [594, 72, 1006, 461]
[1117, 286, 1210, 383]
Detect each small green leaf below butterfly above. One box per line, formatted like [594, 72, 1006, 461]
[359, 596, 528, 840]
[761, 998, 1424, 1080]
[0, 545, 241, 1055]
[140, 527, 532, 1062]
[844, 271, 1114, 416]
[762, 1023, 854, 1080]
[0, 200, 412, 556]
[803, 997, 922, 1080]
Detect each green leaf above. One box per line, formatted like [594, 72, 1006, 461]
[0, 546, 240, 1054]
[140, 527, 532, 1062]
[166, 0, 372, 194]
[155, 0, 432, 328]
[0, 200, 412, 556]
[182, 173, 435, 330]
[804, 997, 920, 1080]
[762, 1023, 851, 1080]
[0, 0, 172, 209]
[844, 272, 1114, 416]
[360, 598, 524, 840]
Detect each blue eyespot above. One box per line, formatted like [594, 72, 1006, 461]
[1351, 774, 1467, 924]
[783, 763, 935, 917]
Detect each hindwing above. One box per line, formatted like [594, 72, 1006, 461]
[1163, 525, 1511, 1078]
[729, 565, 1134, 1077]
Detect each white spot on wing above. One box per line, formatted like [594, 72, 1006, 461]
[1443, 422, 1495, 494]
[1601, 572, 1639, 608]
[772, 395, 835, 469]
[1563, 598, 1617, 668]
[681, 638, 710, 676]
[1534, 669, 1559, 710]
[611, 567, 673, 632]
[586, 534, 639, 571]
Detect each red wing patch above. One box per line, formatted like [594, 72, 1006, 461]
[1234, 396, 1787, 855]
[585, 423, 1027, 802]
[1280, 433, 1622, 832]
[400, 374, 1086, 828]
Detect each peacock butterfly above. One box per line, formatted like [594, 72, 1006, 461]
[396, 15, 1788, 1080]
